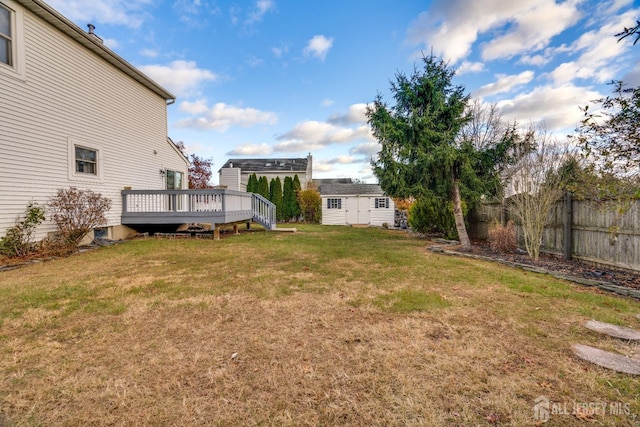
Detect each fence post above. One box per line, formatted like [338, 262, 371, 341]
[563, 192, 573, 260]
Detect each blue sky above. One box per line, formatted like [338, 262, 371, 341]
[48, 0, 640, 184]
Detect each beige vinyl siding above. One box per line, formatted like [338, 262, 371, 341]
[0, 5, 187, 239]
[219, 168, 241, 190]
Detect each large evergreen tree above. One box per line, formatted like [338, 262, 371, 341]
[291, 174, 302, 219]
[367, 55, 474, 247]
[269, 177, 284, 221]
[282, 176, 295, 221]
[257, 176, 270, 199]
[246, 173, 258, 193]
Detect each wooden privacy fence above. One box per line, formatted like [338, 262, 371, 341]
[470, 195, 640, 272]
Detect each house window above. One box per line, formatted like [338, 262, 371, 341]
[327, 198, 341, 209]
[0, 2, 13, 67]
[0, 0, 23, 78]
[166, 170, 184, 190]
[75, 146, 97, 175]
[375, 198, 389, 209]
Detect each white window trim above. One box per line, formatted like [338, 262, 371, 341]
[0, 0, 25, 80]
[68, 137, 104, 182]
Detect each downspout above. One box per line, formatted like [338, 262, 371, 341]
[166, 98, 176, 105]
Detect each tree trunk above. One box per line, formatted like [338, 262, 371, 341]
[452, 179, 471, 248]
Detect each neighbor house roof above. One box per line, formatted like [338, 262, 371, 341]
[219, 158, 308, 173]
[318, 183, 385, 196]
[313, 178, 353, 185]
[18, 0, 176, 102]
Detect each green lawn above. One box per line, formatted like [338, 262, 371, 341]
[1, 224, 639, 426]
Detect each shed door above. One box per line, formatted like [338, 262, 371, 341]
[345, 196, 370, 225]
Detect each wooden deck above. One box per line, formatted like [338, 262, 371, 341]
[121, 189, 276, 230]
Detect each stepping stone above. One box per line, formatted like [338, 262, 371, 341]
[572, 344, 640, 375]
[585, 320, 640, 341]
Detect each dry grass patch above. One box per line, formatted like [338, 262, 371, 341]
[1, 225, 639, 426]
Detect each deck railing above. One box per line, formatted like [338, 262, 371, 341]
[121, 189, 276, 230]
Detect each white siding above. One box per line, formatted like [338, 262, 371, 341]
[0, 4, 187, 239]
[369, 197, 395, 227]
[321, 197, 346, 226]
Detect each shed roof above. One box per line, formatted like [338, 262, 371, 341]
[18, 0, 175, 102]
[219, 158, 308, 173]
[318, 183, 385, 196]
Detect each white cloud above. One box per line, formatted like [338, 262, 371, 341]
[547, 11, 637, 85]
[303, 35, 334, 61]
[47, 0, 152, 28]
[172, 1, 221, 27]
[176, 102, 277, 131]
[481, 1, 582, 61]
[314, 163, 334, 173]
[246, 55, 264, 67]
[327, 103, 369, 125]
[496, 84, 603, 131]
[272, 44, 289, 58]
[473, 70, 535, 98]
[246, 0, 275, 25]
[140, 48, 159, 58]
[457, 61, 485, 75]
[350, 142, 380, 156]
[518, 54, 550, 66]
[622, 60, 640, 87]
[321, 99, 335, 107]
[138, 60, 218, 97]
[103, 38, 119, 50]
[273, 120, 373, 153]
[406, 0, 581, 64]
[226, 143, 273, 156]
[179, 99, 209, 114]
[327, 155, 357, 164]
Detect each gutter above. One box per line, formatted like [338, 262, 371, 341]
[18, 0, 176, 102]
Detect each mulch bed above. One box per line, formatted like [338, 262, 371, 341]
[449, 240, 640, 293]
[416, 232, 640, 298]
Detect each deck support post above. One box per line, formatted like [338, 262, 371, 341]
[214, 228, 220, 240]
[233, 224, 239, 234]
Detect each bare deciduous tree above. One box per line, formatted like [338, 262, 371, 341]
[506, 124, 578, 261]
[458, 99, 505, 151]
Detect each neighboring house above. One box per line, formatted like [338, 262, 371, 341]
[318, 183, 395, 227]
[0, 0, 189, 241]
[219, 155, 312, 191]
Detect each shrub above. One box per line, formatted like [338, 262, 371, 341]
[409, 195, 466, 239]
[298, 187, 321, 223]
[48, 187, 112, 247]
[488, 220, 517, 253]
[0, 202, 46, 257]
